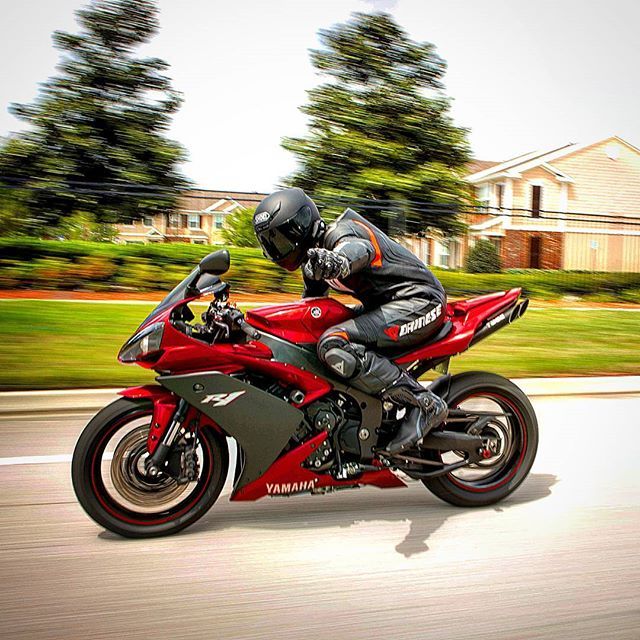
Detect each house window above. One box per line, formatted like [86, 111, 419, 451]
[496, 184, 504, 210]
[168, 213, 179, 227]
[422, 238, 431, 265]
[476, 184, 490, 211]
[188, 214, 201, 229]
[439, 241, 450, 268]
[215, 214, 224, 230]
[143, 215, 153, 227]
[192, 240, 205, 245]
[531, 185, 542, 218]
[449, 239, 461, 268]
[529, 236, 542, 268]
[489, 237, 503, 255]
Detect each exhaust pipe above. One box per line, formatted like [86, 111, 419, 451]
[508, 298, 529, 322]
[470, 298, 529, 346]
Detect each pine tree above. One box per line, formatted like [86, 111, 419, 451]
[0, 0, 187, 234]
[283, 12, 470, 234]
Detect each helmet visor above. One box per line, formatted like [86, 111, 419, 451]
[257, 206, 312, 263]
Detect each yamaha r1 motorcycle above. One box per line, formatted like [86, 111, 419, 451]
[72, 250, 538, 538]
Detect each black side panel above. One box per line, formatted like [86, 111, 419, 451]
[258, 332, 382, 459]
[158, 372, 304, 490]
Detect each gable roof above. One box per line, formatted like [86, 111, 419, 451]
[466, 143, 575, 183]
[465, 136, 640, 184]
[177, 189, 267, 213]
[467, 159, 500, 174]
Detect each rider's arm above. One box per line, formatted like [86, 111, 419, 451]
[331, 236, 375, 275]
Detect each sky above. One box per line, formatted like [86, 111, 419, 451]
[1, 0, 639, 192]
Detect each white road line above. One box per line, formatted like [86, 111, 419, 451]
[0, 452, 114, 466]
[0, 454, 73, 466]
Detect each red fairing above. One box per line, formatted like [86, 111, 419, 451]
[246, 297, 354, 343]
[232, 432, 406, 501]
[127, 306, 273, 373]
[116, 285, 523, 502]
[119, 386, 178, 455]
[118, 385, 173, 401]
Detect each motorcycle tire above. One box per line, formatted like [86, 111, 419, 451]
[422, 371, 538, 507]
[72, 397, 228, 538]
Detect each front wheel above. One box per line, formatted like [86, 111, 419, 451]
[72, 397, 228, 538]
[422, 371, 538, 507]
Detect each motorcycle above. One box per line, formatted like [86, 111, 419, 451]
[72, 249, 538, 538]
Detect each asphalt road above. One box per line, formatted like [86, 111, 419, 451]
[0, 394, 639, 640]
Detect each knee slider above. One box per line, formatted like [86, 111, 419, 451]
[323, 346, 359, 379]
[318, 332, 362, 380]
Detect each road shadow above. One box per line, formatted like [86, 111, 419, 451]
[182, 472, 559, 557]
[98, 473, 558, 556]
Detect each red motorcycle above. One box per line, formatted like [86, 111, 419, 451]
[72, 250, 538, 538]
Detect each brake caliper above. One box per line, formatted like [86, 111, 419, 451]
[165, 431, 200, 485]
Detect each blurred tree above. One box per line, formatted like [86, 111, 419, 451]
[0, 0, 187, 236]
[222, 207, 259, 247]
[283, 12, 470, 235]
[0, 182, 30, 237]
[56, 211, 118, 242]
[466, 239, 502, 273]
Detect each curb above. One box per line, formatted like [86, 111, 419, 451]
[1, 376, 639, 417]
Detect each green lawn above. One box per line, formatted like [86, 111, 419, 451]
[0, 301, 638, 390]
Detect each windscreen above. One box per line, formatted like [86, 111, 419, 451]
[137, 268, 221, 329]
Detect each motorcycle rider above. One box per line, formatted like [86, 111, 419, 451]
[253, 187, 448, 454]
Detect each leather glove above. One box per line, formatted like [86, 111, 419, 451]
[303, 248, 350, 281]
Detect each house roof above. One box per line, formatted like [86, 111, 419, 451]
[466, 159, 500, 174]
[465, 136, 640, 184]
[177, 189, 267, 213]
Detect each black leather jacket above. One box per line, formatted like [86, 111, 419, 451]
[303, 209, 446, 310]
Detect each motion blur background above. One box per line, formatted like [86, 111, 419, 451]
[0, 1, 638, 639]
[0, 0, 639, 389]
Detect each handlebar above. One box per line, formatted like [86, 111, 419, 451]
[238, 318, 261, 340]
[173, 301, 261, 342]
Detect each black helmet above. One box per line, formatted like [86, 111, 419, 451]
[253, 188, 323, 271]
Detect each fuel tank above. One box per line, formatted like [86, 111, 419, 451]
[245, 298, 354, 343]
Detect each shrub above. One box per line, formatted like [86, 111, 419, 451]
[466, 239, 502, 273]
[1, 238, 640, 301]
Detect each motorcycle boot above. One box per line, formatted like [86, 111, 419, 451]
[383, 371, 448, 454]
[318, 331, 448, 455]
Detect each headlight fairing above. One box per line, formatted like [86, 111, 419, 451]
[118, 322, 165, 363]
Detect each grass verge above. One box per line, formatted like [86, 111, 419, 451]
[0, 301, 638, 390]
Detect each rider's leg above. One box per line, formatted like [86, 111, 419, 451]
[317, 298, 448, 453]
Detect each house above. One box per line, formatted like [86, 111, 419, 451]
[465, 136, 640, 271]
[115, 189, 266, 245]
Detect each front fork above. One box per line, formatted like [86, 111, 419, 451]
[145, 398, 189, 478]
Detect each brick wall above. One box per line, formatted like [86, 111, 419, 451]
[502, 230, 564, 269]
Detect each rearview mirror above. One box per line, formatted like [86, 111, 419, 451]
[199, 250, 230, 276]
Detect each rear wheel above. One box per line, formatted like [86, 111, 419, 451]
[72, 397, 228, 538]
[422, 372, 538, 507]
